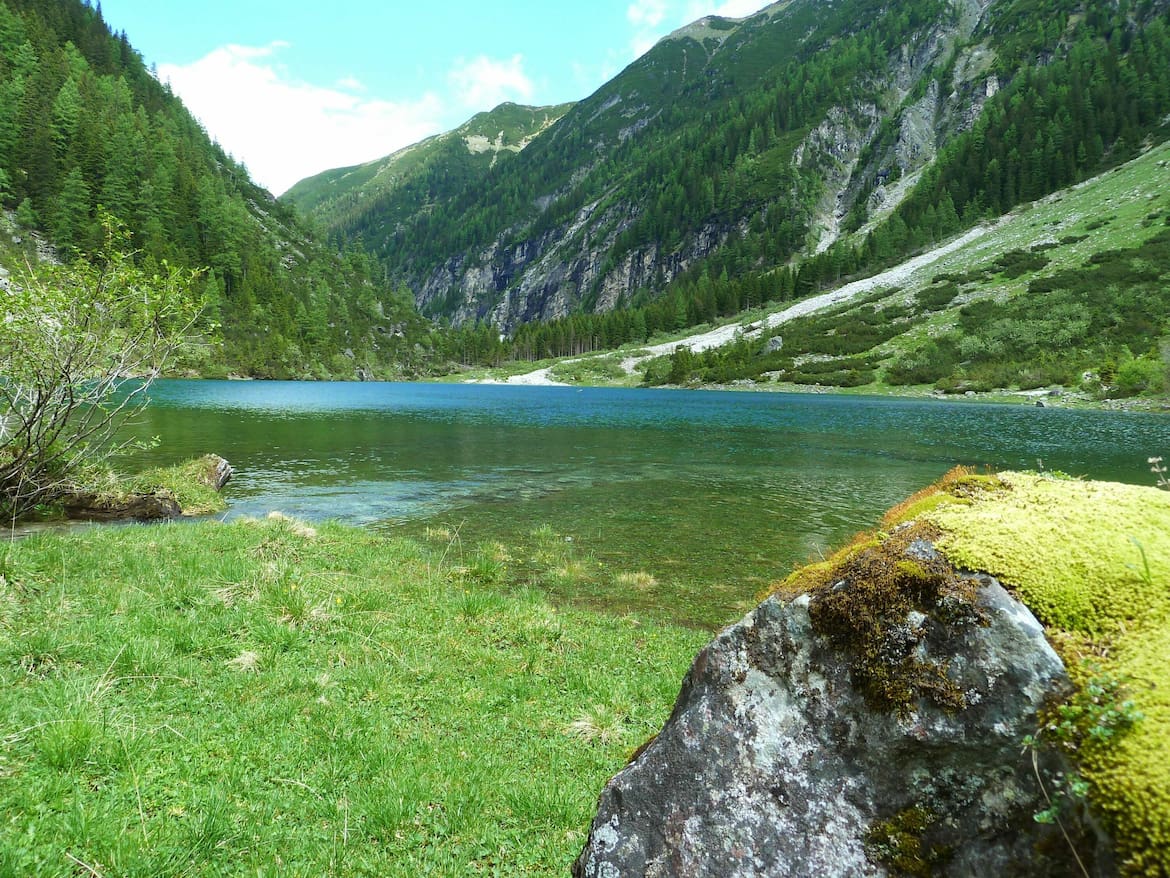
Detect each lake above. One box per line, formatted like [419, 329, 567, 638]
[119, 381, 1170, 627]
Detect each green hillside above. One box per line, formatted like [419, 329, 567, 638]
[0, 0, 446, 380]
[295, 0, 1170, 346]
[285, 101, 572, 233]
[642, 140, 1170, 400]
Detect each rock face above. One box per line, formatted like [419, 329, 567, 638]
[574, 569, 1112, 877]
[201, 454, 234, 491]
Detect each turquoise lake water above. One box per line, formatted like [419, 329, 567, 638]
[119, 381, 1170, 626]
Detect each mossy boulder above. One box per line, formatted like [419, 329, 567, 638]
[62, 489, 182, 522]
[125, 454, 233, 516]
[63, 454, 233, 521]
[577, 469, 1167, 876]
[574, 535, 1100, 876]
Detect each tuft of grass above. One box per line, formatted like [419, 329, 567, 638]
[615, 571, 658, 590]
[0, 519, 706, 875]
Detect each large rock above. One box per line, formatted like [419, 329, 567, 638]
[574, 541, 1113, 877]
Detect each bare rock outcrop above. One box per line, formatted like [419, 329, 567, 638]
[200, 453, 234, 491]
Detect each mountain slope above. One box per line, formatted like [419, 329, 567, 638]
[286, 101, 572, 238]
[0, 0, 443, 380]
[503, 140, 1170, 403]
[300, 0, 1170, 334]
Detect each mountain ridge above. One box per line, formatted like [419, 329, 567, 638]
[284, 101, 573, 224]
[293, 0, 1170, 345]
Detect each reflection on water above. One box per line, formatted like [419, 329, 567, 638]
[117, 381, 1170, 627]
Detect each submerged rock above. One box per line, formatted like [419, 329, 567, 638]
[574, 541, 1112, 877]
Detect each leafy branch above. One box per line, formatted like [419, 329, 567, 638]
[0, 218, 205, 521]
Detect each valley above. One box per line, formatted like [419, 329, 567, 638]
[2, 0, 1170, 874]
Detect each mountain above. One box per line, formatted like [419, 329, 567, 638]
[293, 0, 1170, 333]
[0, 0, 445, 380]
[285, 101, 572, 238]
[637, 139, 1170, 399]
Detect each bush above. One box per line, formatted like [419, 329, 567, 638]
[885, 339, 961, 385]
[0, 223, 203, 519]
[1113, 356, 1165, 397]
[915, 283, 960, 311]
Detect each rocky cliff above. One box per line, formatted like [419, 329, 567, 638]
[574, 471, 1170, 876]
[295, 0, 1012, 330]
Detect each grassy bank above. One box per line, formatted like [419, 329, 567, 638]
[0, 517, 707, 876]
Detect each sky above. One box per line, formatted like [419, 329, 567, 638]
[97, 0, 773, 195]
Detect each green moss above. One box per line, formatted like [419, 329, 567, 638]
[929, 473, 1170, 634]
[806, 523, 980, 715]
[926, 472, 1170, 875]
[125, 455, 229, 515]
[883, 492, 966, 528]
[866, 806, 952, 877]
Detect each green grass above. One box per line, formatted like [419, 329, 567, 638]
[0, 517, 706, 875]
[123, 456, 230, 516]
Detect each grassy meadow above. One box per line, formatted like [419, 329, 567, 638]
[0, 517, 707, 876]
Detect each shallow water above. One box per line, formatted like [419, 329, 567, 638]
[117, 381, 1170, 626]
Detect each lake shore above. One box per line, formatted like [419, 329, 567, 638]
[0, 516, 707, 874]
[452, 364, 1170, 412]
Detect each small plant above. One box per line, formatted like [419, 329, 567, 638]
[1128, 537, 1155, 590]
[1034, 666, 1144, 756]
[1022, 664, 1145, 877]
[1029, 769, 1090, 826]
[1151, 456, 1169, 489]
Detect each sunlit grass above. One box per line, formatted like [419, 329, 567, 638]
[0, 518, 706, 875]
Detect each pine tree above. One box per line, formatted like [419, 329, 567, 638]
[53, 166, 92, 252]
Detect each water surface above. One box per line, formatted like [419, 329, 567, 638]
[119, 381, 1170, 626]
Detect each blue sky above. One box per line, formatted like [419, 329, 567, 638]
[97, 0, 772, 194]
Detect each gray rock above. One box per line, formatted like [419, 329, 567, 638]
[574, 568, 1113, 877]
[202, 454, 234, 491]
[761, 336, 784, 355]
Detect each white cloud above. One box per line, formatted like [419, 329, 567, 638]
[158, 43, 444, 195]
[448, 54, 534, 111]
[336, 76, 366, 92]
[627, 0, 668, 28]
